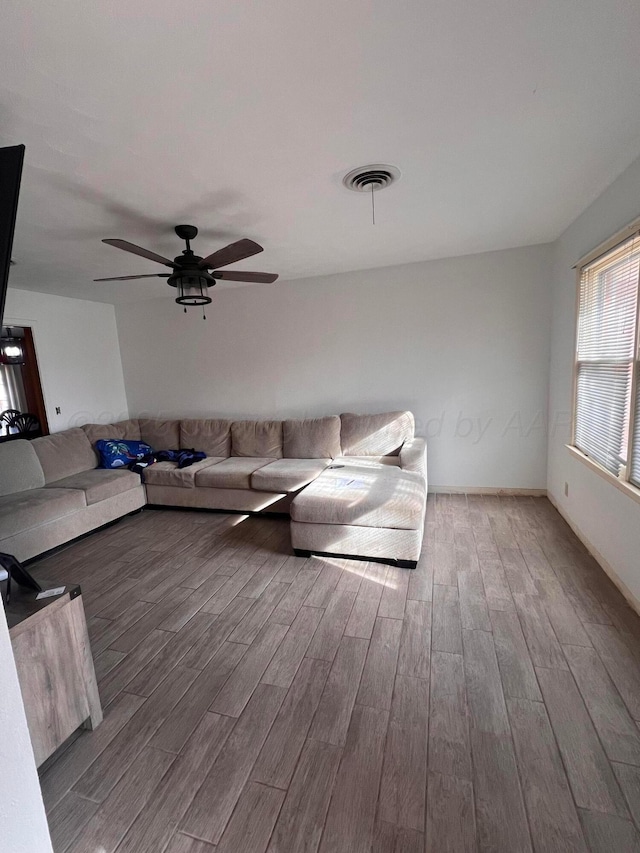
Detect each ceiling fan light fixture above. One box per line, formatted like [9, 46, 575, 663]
[171, 272, 213, 307]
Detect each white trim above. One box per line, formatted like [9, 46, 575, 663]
[570, 266, 581, 442]
[2, 314, 37, 328]
[628, 288, 640, 481]
[428, 485, 546, 496]
[573, 214, 640, 269]
[547, 490, 640, 617]
[571, 231, 640, 481]
[565, 444, 640, 507]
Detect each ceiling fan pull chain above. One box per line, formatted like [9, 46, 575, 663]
[371, 184, 375, 226]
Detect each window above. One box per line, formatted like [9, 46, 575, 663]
[573, 229, 640, 487]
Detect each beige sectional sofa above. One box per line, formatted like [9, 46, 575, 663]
[0, 411, 427, 568]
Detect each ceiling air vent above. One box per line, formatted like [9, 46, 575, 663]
[343, 164, 401, 192]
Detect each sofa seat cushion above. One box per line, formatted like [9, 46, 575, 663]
[290, 464, 425, 530]
[251, 459, 330, 493]
[0, 488, 87, 538]
[45, 469, 141, 505]
[143, 458, 225, 489]
[195, 457, 276, 489]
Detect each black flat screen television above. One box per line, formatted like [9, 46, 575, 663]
[0, 144, 25, 327]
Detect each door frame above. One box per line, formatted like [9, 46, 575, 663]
[20, 327, 49, 435]
[1, 322, 49, 435]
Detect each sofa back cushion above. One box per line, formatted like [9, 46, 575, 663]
[114, 419, 142, 441]
[340, 411, 415, 456]
[232, 420, 283, 458]
[283, 416, 341, 459]
[32, 428, 98, 483]
[0, 439, 46, 496]
[138, 418, 179, 451]
[81, 422, 126, 446]
[181, 419, 232, 457]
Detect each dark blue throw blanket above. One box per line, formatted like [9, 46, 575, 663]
[128, 448, 206, 476]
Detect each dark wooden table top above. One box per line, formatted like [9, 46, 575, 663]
[4, 580, 81, 630]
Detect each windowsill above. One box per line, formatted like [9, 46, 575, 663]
[565, 444, 640, 507]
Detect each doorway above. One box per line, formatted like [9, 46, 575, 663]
[0, 326, 49, 440]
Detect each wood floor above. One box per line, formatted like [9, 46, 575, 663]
[33, 495, 640, 853]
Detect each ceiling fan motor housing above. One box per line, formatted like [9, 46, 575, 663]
[175, 224, 198, 242]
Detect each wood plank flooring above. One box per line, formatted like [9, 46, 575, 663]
[34, 495, 640, 852]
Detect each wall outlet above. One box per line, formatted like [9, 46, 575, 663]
[564, 482, 569, 497]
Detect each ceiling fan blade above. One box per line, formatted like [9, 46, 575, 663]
[93, 274, 171, 281]
[199, 238, 263, 269]
[102, 239, 177, 268]
[213, 270, 279, 284]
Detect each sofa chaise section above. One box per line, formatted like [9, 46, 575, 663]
[290, 421, 427, 568]
[289, 411, 426, 567]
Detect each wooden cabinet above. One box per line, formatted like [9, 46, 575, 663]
[7, 586, 102, 767]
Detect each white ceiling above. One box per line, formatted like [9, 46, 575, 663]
[3, 0, 640, 304]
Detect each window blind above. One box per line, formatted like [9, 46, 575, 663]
[575, 233, 640, 477]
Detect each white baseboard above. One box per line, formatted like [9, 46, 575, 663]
[428, 485, 547, 497]
[547, 491, 640, 617]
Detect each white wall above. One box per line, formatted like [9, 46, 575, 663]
[547, 153, 640, 605]
[0, 606, 53, 853]
[116, 244, 552, 490]
[4, 289, 129, 431]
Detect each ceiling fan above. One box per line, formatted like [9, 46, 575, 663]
[95, 224, 278, 316]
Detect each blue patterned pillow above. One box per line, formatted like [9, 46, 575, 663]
[95, 439, 154, 469]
